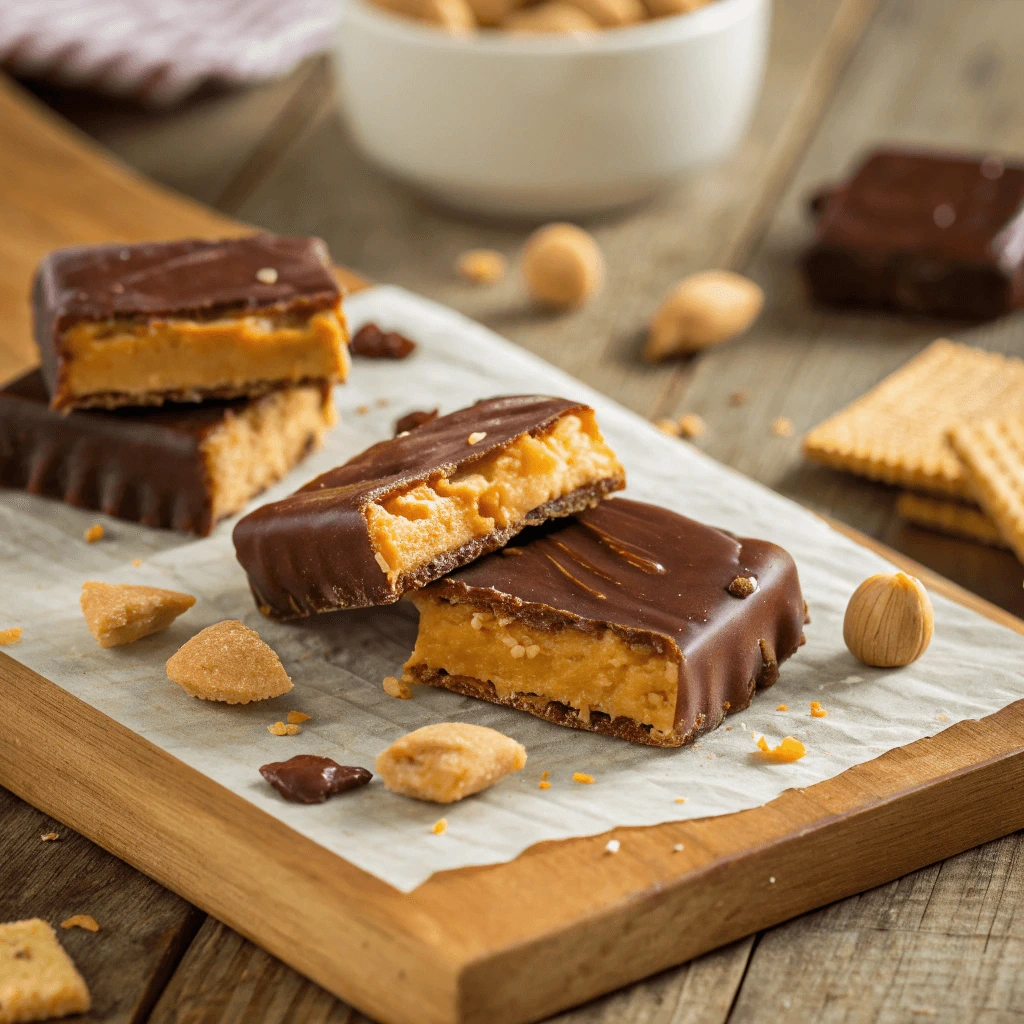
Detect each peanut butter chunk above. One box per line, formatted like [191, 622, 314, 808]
[375, 723, 526, 803]
[81, 581, 196, 648]
[166, 620, 292, 704]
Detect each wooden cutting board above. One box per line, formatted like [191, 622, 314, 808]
[3, 73, 1024, 1024]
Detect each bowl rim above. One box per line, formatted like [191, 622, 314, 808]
[338, 0, 765, 54]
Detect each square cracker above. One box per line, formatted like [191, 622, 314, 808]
[948, 417, 1024, 564]
[896, 492, 1007, 548]
[803, 339, 1024, 498]
[0, 919, 91, 1024]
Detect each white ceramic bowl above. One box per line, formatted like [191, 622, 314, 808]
[335, 0, 770, 218]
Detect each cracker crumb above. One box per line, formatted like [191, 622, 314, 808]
[729, 390, 749, 406]
[356, 404, 369, 415]
[467, 431, 487, 445]
[383, 675, 413, 699]
[0, 919, 91, 1017]
[540, 770, 550, 781]
[677, 413, 706, 439]
[0, 627, 23, 645]
[810, 701, 828, 718]
[376, 397, 389, 408]
[604, 839, 620, 854]
[432, 818, 448, 835]
[374, 552, 390, 573]
[256, 267, 279, 284]
[772, 416, 794, 437]
[286, 710, 311, 724]
[538, 780, 551, 790]
[40, 832, 59, 842]
[674, 797, 687, 804]
[654, 417, 680, 437]
[573, 772, 595, 784]
[776, 704, 789, 712]
[268, 722, 301, 736]
[936, 714, 949, 722]
[755, 735, 806, 762]
[60, 915, 99, 933]
[458, 249, 507, 285]
[84, 524, 104, 543]
[673, 843, 684, 852]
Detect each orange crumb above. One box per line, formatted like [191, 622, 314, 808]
[810, 701, 828, 718]
[771, 417, 794, 438]
[0, 627, 22, 645]
[538, 780, 551, 790]
[755, 735, 806, 763]
[286, 710, 311, 725]
[268, 721, 301, 736]
[674, 797, 687, 804]
[60, 915, 99, 932]
[776, 704, 789, 711]
[432, 818, 448, 835]
[40, 832, 59, 842]
[84, 524, 104, 543]
[573, 772, 595, 784]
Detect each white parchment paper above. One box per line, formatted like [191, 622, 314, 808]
[4, 286, 1024, 893]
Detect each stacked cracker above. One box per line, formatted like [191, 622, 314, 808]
[803, 339, 1024, 559]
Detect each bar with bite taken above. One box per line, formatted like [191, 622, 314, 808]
[403, 497, 807, 747]
[233, 395, 626, 617]
[34, 235, 349, 411]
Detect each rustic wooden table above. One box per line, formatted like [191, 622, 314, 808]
[5, 0, 1024, 1019]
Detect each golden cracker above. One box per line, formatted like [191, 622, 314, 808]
[896, 492, 1007, 548]
[948, 417, 1024, 565]
[803, 340, 1024, 498]
[0, 919, 91, 1024]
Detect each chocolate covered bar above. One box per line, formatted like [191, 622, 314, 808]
[0, 370, 335, 536]
[404, 498, 806, 747]
[33, 235, 349, 411]
[803, 147, 1024, 320]
[233, 396, 626, 617]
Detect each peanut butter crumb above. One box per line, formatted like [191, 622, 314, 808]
[268, 721, 301, 736]
[84, 524, 104, 543]
[755, 735, 806, 762]
[0, 627, 23, 645]
[677, 413, 706, 439]
[40, 832, 59, 842]
[383, 675, 413, 699]
[256, 267, 279, 284]
[432, 818, 448, 835]
[776, 704, 789, 712]
[654, 418, 680, 437]
[772, 417, 794, 438]
[60, 915, 99, 933]
[538, 780, 551, 790]
[467, 431, 487, 445]
[132, 559, 142, 567]
[810, 701, 828, 718]
[286, 710, 311, 724]
[573, 772, 595, 784]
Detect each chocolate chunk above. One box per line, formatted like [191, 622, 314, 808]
[0, 370, 333, 536]
[33, 235, 347, 411]
[350, 323, 417, 359]
[405, 498, 806, 748]
[394, 408, 439, 435]
[803, 147, 1024, 320]
[233, 395, 626, 618]
[260, 755, 372, 804]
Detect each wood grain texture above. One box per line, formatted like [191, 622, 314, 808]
[658, 0, 1024, 618]
[0, 786, 202, 1024]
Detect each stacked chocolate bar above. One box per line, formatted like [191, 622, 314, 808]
[233, 397, 808, 747]
[0, 235, 349, 535]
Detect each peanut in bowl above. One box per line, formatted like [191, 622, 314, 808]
[335, 0, 771, 218]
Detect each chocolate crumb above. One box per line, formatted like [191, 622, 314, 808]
[350, 323, 417, 360]
[260, 755, 372, 804]
[728, 575, 758, 598]
[394, 408, 439, 435]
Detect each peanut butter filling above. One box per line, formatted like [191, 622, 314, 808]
[405, 596, 679, 734]
[365, 411, 622, 578]
[59, 306, 348, 405]
[203, 386, 336, 523]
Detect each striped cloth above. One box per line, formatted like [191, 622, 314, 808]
[0, 0, 337, 106]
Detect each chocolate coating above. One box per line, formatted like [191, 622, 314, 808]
[803, 147, 1024, 320]
[0, 369, 301, 536]
[233, 396, 625, 617]
[394, 408, 439, 435]
[260, 755, 372, 804]
[32, 235, 341, 402]
[411, 498, 807, 747]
